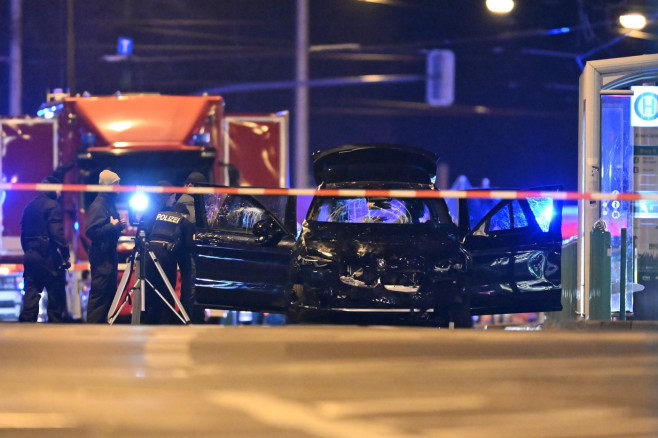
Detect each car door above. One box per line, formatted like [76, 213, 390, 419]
[194, 192, 297, 312]
[459, 195, 563, 315]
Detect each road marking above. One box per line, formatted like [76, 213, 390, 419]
[210, 391, 658, 438]
[316, 395, 487, 419]
[425, 406, 658, 437]
[144, 329, 196, 374]
[0, 413, 77, 428]
[209, 390, 419, 438]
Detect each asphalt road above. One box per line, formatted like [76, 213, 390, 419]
[0, 323, 657, 437]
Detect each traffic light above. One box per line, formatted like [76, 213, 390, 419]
[426, 49, 455, 107]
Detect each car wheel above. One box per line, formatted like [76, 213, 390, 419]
[433, 305, 454, 328]
[190, 305, 207, 324]
[433, 283, 472, 328]
[450, 294, 472, 328]
[286, 306, 304, 324]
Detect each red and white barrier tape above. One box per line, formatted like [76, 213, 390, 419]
[0, 184, 646, 273]
[0, 182, 656, 201]
[0, 263, 92, 274]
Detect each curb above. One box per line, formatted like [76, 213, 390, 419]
[556, 320, 658, 331]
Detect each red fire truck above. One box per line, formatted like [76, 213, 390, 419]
[0, 92, 289, 321]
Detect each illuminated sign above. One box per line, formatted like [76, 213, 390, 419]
[631, 86, 658, 127]
[117, 37, 133, 56]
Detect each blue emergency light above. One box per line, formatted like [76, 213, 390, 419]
[128, 192, 150, 226]
[117, 37, 134, 56]
[129, 193, 149, 212]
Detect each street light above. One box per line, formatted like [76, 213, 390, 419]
[486, 0, 514, 14]
[619, 13, 647, 30]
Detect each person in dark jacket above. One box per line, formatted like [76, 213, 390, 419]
[19, 176, 71, 322]
[144, 202, 194, 324]
[176, 171, 206, 225]
[85, 170, 126, 323]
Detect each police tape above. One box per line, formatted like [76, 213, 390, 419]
[0, 263, 131, 274]
[1, 182, 658, 201]
[0, 263, 92, 274]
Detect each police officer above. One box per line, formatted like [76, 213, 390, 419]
[19, 176, 71, 322]
[177, 171, 206, 225]
[136, 181, 174, 240]
[85, 170, 126, 323]
[144, 202, 194, 324]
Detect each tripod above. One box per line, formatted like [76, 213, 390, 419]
[107, 229, 190, 325]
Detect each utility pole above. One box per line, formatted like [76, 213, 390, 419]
[67, 0, 75, 95]
[120, 0, 133, 91]
[295, 0, 310, 188]
[9, 0, 22, 115]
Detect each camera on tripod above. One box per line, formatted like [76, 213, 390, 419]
[107, 190, 190, 325]
[128, 192, 150, 226]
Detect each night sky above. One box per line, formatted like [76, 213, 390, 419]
[2, 0, 657, 190]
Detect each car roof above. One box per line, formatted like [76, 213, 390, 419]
[312, 144, 438, 186]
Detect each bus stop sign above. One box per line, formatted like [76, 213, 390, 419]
[631, 86, 658, 127]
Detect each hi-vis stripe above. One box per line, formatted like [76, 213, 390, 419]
[1, 182, 655, 201]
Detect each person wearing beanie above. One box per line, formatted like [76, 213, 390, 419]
[19, 175, 71, 322]
[98, 169, 120, 186]
[176, 171, 206, 225]
[85, 169, 126, 323]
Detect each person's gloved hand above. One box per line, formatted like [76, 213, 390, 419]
[62, 260, 71, 270]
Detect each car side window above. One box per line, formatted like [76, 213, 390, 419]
[467, 198, 499, 230]
[210, 195, 267, 232]
[527, 197, 553, 232]
[487, 200, 528, 232]
[489, 203, 511, 231]
[511, 201, 528, 228]
[204, 193, 226, 228]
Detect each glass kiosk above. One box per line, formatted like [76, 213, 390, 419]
[579, 54, 658, 320]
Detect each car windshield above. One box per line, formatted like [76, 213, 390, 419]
[308, 197, 451, 224]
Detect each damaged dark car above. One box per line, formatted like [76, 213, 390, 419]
[194, 144, 563, 327]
